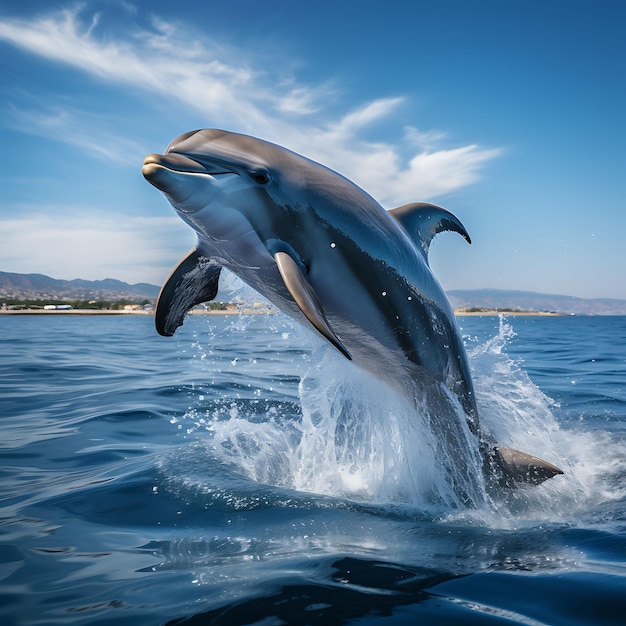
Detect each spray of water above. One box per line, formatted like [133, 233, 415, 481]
[165, 311, 625, 521]
[290, 343, 480, 508]
[461, 316, 626, 524]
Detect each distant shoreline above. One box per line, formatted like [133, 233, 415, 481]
[0, 309, 152, 316]
[0, 308, 270, 316]
[454, 309, 564, 317]
[1, 308, 565, 317]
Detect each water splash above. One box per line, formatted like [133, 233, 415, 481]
[468, 316, 564, 480]
[462, 316, 626, 524]
[164, 312, 625, 522]
[165, 311, 483, 510]
[289, 342, 488, 509]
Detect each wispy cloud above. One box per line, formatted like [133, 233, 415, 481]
[0, 5, 501, 206]
[8, 102, 147, 166]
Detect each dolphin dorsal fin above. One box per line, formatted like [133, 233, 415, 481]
[274, 251, 351, 360]
[156, 248, 222, 336]
[389, 202, 471, 261]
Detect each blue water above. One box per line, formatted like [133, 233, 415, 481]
[1, 312, 625, 625]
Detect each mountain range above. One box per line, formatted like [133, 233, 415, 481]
[447, 288, 626, 316]
[0, 271, 159, 301]
[2, 271, 626, 315]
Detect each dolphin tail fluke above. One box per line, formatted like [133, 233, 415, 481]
[156, 248, 222, 336]
[274, 251, 351, 360]
[487, 446, 564, 487]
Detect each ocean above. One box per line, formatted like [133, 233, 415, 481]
[1, 312, 625, 625]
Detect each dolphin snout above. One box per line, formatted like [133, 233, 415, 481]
[143, 153, 162, 166]
[141, 155, 166, 189]
[141, 154, 213, 211]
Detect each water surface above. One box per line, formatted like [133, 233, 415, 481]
[1, 313, 625, 625]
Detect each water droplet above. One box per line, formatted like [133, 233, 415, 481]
[330, 242, 336, 248]
[381, 291, 387, 297]
[407, 296, 412, 301]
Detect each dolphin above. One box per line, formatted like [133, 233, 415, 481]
[142, 128, 563, 490]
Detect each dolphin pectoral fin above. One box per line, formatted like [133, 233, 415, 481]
[488, 446, 564, 486]
[156, 249, 222, 336]
[389, 202, 471, 260]
[274, 251, 352, 360]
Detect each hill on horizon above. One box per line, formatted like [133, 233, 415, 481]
[0, 271, 160, 302]
[2, 271, 626, 315]
[447, 288, 626, 316]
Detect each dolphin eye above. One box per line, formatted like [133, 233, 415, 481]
[250, 171, 270, 185]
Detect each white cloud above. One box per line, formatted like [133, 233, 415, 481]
[391, 144, 504, 204]
[276, 85, 330, 116]
[335, 98, 406, 133]
[0, 210, 194, 283]
[404, 126, 449, 151]
[0, 6, 502, 206]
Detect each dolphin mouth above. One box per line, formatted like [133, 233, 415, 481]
[142, 153, 236, 178]
[141, 153, 239, 214]
[142, 153, 240, 211]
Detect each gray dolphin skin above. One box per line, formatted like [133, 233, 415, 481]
[142, 128, 563, 490]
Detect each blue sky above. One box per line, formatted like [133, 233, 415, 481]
[0, 0, 624, 298]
